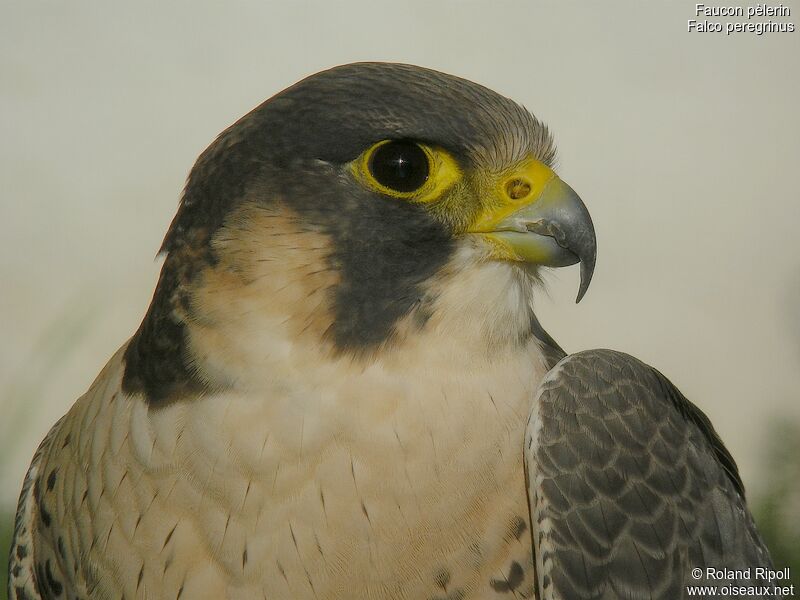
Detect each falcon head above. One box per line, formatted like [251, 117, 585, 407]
[123, 63, 596, 401]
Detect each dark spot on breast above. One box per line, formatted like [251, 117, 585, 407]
[44, 559, 64, 596]
[16, 544, 28, 559]
[314, 534, 324, 557]
[360, 500, 371, 523]
[62, 433, 71, 448]
[511, 515, 528, 540]
[36, 480, 52, 528]
[434, 567, 451, 590]
[162, 523, 178, 550]
[242, 547, 248, 568]
[15, 586, 33, 600]
[12, 564, 21, 577]
[57, 536, 66, 559]
[46, 469, 57, 491]
[490, 560, 525, 593]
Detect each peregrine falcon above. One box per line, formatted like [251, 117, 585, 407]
[8, 63, 774, 599]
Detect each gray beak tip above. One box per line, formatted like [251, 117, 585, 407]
[574, 241, 596, 304]
[575, 268, 591, 303]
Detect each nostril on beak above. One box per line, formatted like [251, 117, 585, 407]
[505, 178, 532, 201]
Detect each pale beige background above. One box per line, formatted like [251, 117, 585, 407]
[1, 1, 799, 512]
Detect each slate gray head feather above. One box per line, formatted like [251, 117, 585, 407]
[124, 62, 595, 403]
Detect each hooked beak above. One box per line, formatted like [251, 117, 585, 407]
[469, 160, 597, 303]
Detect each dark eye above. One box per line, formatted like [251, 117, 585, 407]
[368, 141, 430, 193]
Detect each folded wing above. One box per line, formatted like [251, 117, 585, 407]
[525, 349, 774, 600]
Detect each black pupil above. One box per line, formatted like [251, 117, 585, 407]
[369, 141, 429, 193]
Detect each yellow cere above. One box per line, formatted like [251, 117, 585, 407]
[351, 140, 462, 203]
[468, 158, 557, 233]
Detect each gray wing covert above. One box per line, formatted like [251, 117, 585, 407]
[525, 349, 774, 600]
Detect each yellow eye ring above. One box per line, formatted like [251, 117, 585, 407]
[351, 139, 462, 203]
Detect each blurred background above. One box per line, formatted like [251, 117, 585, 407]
[2, 1, 799, 595]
